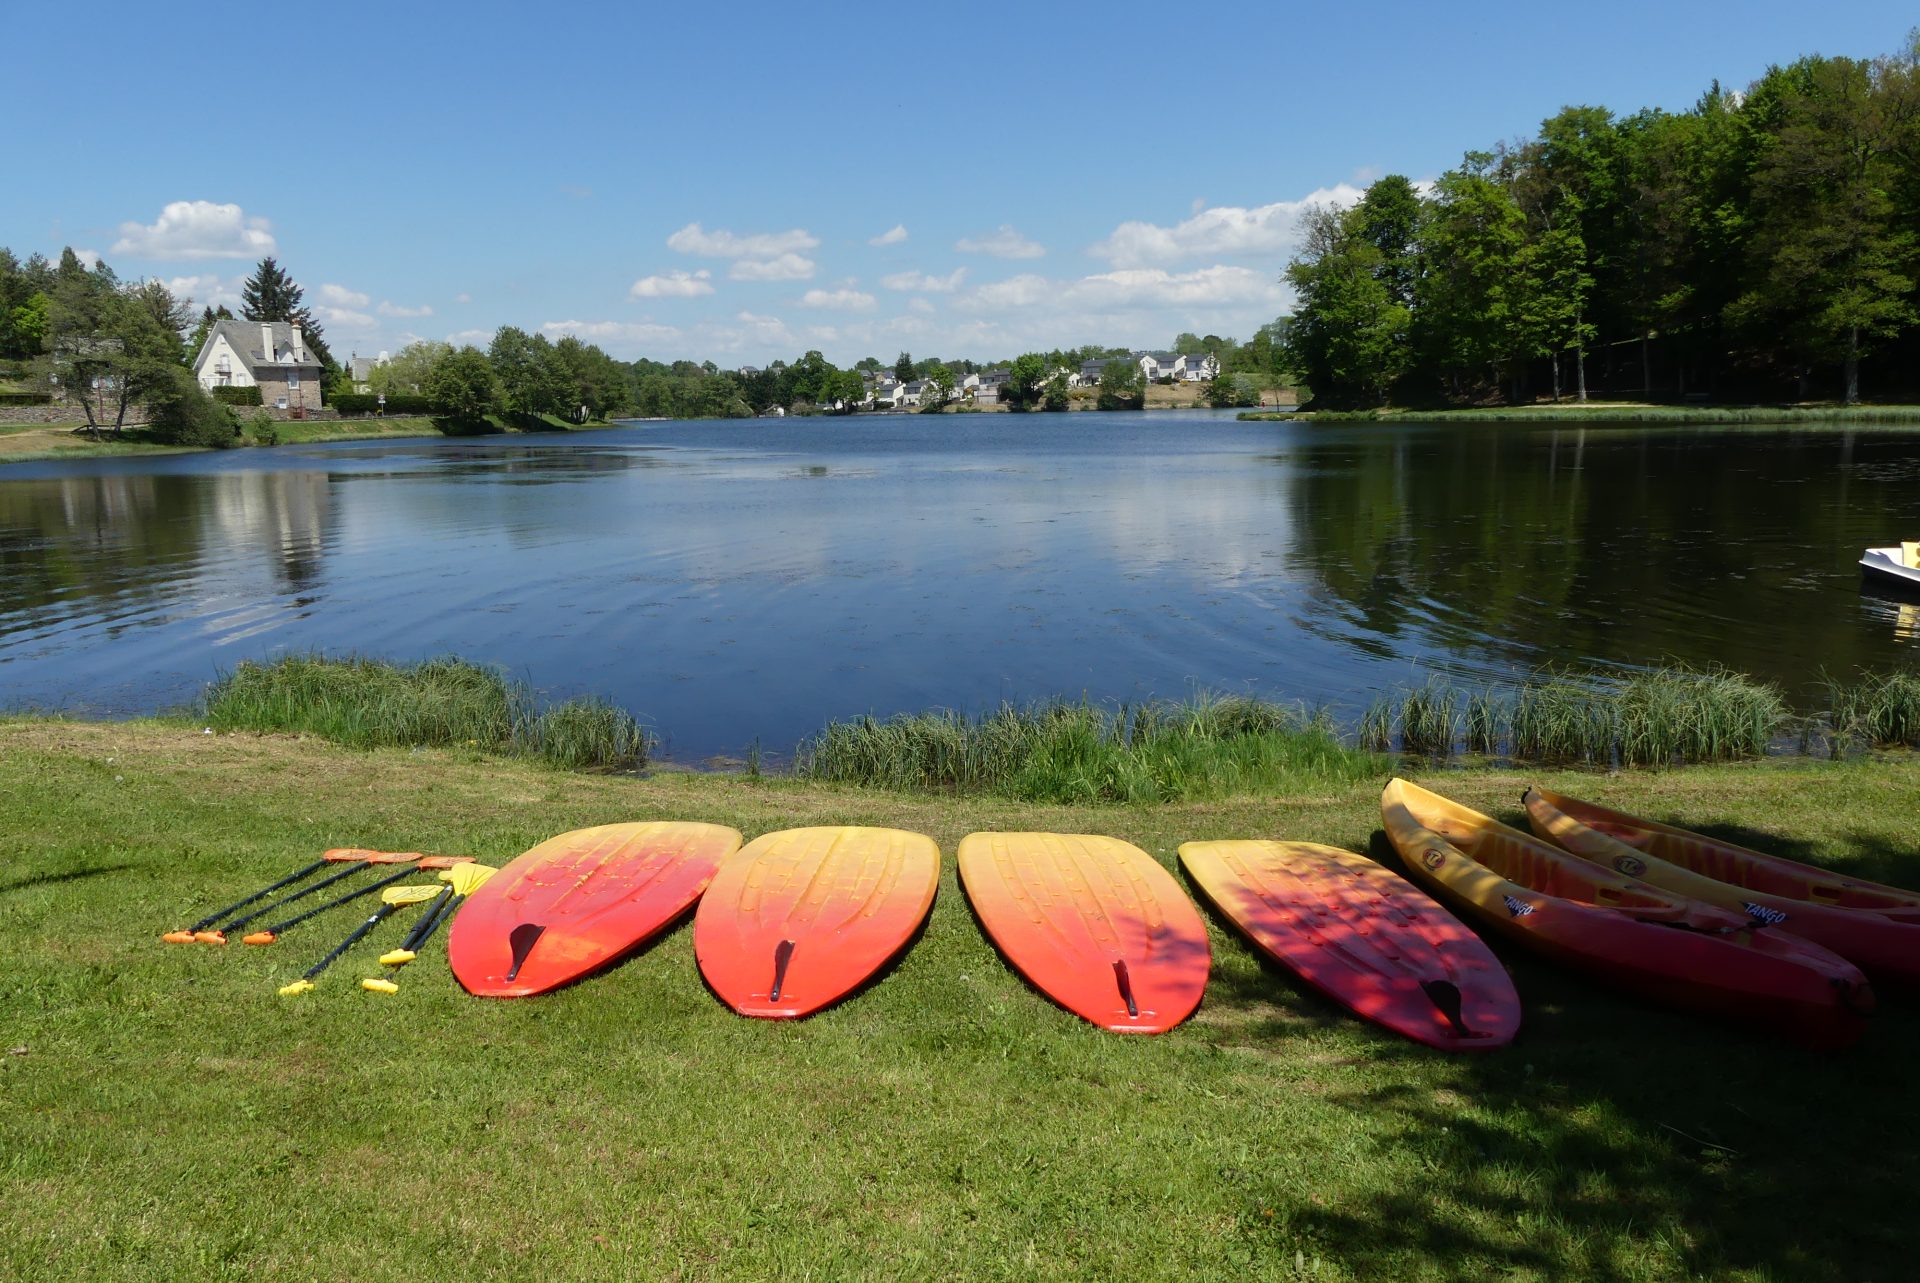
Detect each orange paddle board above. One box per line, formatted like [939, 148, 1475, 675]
[449, 821, 742, 997]
[694, 826, 940, 1018]
[1179, 840, 1520, 1050]
[958, 832, 1210, 1033]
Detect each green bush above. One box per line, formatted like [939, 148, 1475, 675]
[210, 385, 262, 406]
[147, 369, 238, 448]
[329, 392, 436, 416]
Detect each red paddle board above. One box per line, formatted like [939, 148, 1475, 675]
[694, 826, 940, 1018]
[957, 832, 1210, 1033]
[449, 821, 742, 997]
[1179, 840, 1520, 1050]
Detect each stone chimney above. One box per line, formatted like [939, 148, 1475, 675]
[290, 322, 304, 362]
[260, 322, 275, 362]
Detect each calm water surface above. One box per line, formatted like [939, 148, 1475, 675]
[3, 411, 1917, 760]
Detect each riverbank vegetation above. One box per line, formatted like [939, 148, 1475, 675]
[798, 696, 1379, 803]
[1283, 34, 1920, 410]
[4, 717, 1918, 1280]
[198, 654, 650, 771]
[1241, 404, 1920, 425]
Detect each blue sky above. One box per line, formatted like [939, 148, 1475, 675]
[8, 2, 1914, 365]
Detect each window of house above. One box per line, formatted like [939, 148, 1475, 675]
[288, 370, 300, 389]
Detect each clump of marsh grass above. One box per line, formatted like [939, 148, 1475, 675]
[799, 694, 1382, 803]
[1613, 666, 1784, 766]
[1827, 668, 1920, 749]
[200, 653, 652, 771]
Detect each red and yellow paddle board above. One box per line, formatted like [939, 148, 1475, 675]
[1179, 840, 1520, 1050]
[958, 832, 1210, 1033]
[694, 826, 940, 1018]
[449, 821, 742, 998]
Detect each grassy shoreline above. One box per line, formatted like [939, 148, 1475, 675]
[1240, 402, 1920, 425]
[0, 413, 618, 465]
[3, 716, 1917, 1281]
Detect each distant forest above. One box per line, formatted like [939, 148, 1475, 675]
[1282, 35, 1920, 408]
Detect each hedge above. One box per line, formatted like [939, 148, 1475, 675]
[0, 390, 53, 406]
[328, 392, 438, 415]
[210, 385, 263, 406]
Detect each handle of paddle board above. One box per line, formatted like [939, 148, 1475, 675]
[1112, 960, 1139, 1019]
[162, 931, 195, 944]
[278, 980, 314, 996]
[1419, 979, 1481, 1038]
[770, 939, 797, 1002]
[242, 931, 277, 946]
[193, 931, 226, 945]
[362, 978, 400, 994]
[379, 948, 417, 967]
[505, 923, 547, 983]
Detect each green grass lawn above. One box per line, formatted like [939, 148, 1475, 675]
[3, 719, 1917, 1281]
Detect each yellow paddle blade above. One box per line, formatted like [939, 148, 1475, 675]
[378, 948, 417, 967]
[361, 978, 400, 994]
[278, 979, 315, 997]
[380, 884, 445, 906]
[440, 863, 499, 896]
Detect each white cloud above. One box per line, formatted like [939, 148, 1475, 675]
[378, 301, 434, 318]
[111, 200, 277, 260]
[868, 224, 908, 246]
[729, 253, 815, 282]
[314, 306, 378, 335]
[318, 283, 371, 308]
[628, 269, 714, 299]
[1088, 185, 1365, 267]
[799, 288, 876, 311]
[540, 319, 682, 353]
[961, 265, 1282, 313]
[446, 329, 495, 347]
[70, 247, 104, 267]
[162, 273, 243, 309]
[880, 267, 967, 293]
[666, 222, 820, 259]
[955, 225, 1044, 259]
[454, 292, 472, 304]
[907, 298, 935, 315]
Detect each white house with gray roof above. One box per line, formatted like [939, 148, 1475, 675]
[192, 319, 324, 411]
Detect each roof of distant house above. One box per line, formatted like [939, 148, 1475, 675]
[196, 318, 322, 372]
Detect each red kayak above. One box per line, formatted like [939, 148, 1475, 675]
[449, 821, 742, 997]
[958, 832, 1210, 1034]
[1525, 785, 1920, 988]
[1383, 779, 1873, 1049]
[1179, 840, 1520, 1051]
[694, 826, 939, 1018]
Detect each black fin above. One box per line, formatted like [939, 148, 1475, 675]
[505, 922, 547, 982]
[1113, 959, 1139, 1018]
[1420, 979, 1475, 1037]
[770, 939, 796, 1002]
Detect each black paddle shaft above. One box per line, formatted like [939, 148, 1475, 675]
[400, 891, 465, 954]
[256, 866, 423, 939]
[189, 858, 327, 931]
[301, 899, 424, 982]
[216, 860, 382, 933]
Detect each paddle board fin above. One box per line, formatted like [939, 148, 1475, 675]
[1420, 979, 1479, 1038]
[505, 923, 547, 983]
[770, 939, 796, 1002]
[1113, 959, 1139, 1018]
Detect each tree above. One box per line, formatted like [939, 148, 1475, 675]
[3, 292, 49, 359]
[43, 263, 188, 434]
[1003, 353, 1048, 411]
[240, 257, 335, 373]
[893, 350, 913, 383]
[488, 326, 571, 417]
[1352, 174, 1423, 307]
[146, 366, 238, 447]
[427, 346, 497, 421]
[1281, 200, 1413, 407]
[1412, 159, 1530, 401]
[921, 365, 956, 411]
[1096, 357, 1144, 410]
[371, 340, 453, 395]
[1041, 377, 1070, 412]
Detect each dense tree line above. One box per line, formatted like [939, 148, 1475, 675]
[1282, 36, 1920, 408]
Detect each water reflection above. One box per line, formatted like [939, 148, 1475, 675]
[0, 416, 1916, 752]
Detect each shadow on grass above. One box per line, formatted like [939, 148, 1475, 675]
[1184, 827, 1920, 1279]
[0, 862, 135, 895]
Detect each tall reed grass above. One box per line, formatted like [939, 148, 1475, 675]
[799, 694, 1382, 803]
[1363, 665, 1786, 766]
[1827, 669, 1920, 748]
[199, 654, 651, 771]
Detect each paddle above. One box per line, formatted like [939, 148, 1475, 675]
[362, 863, 499, 994]
[191, 850, 424, 944]
[278, 885, 444, 996]
[164, 855, 331, 943]
[241, 855, 471, 945]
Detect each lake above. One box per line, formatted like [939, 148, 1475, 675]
[3, 411, 1917, 761]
